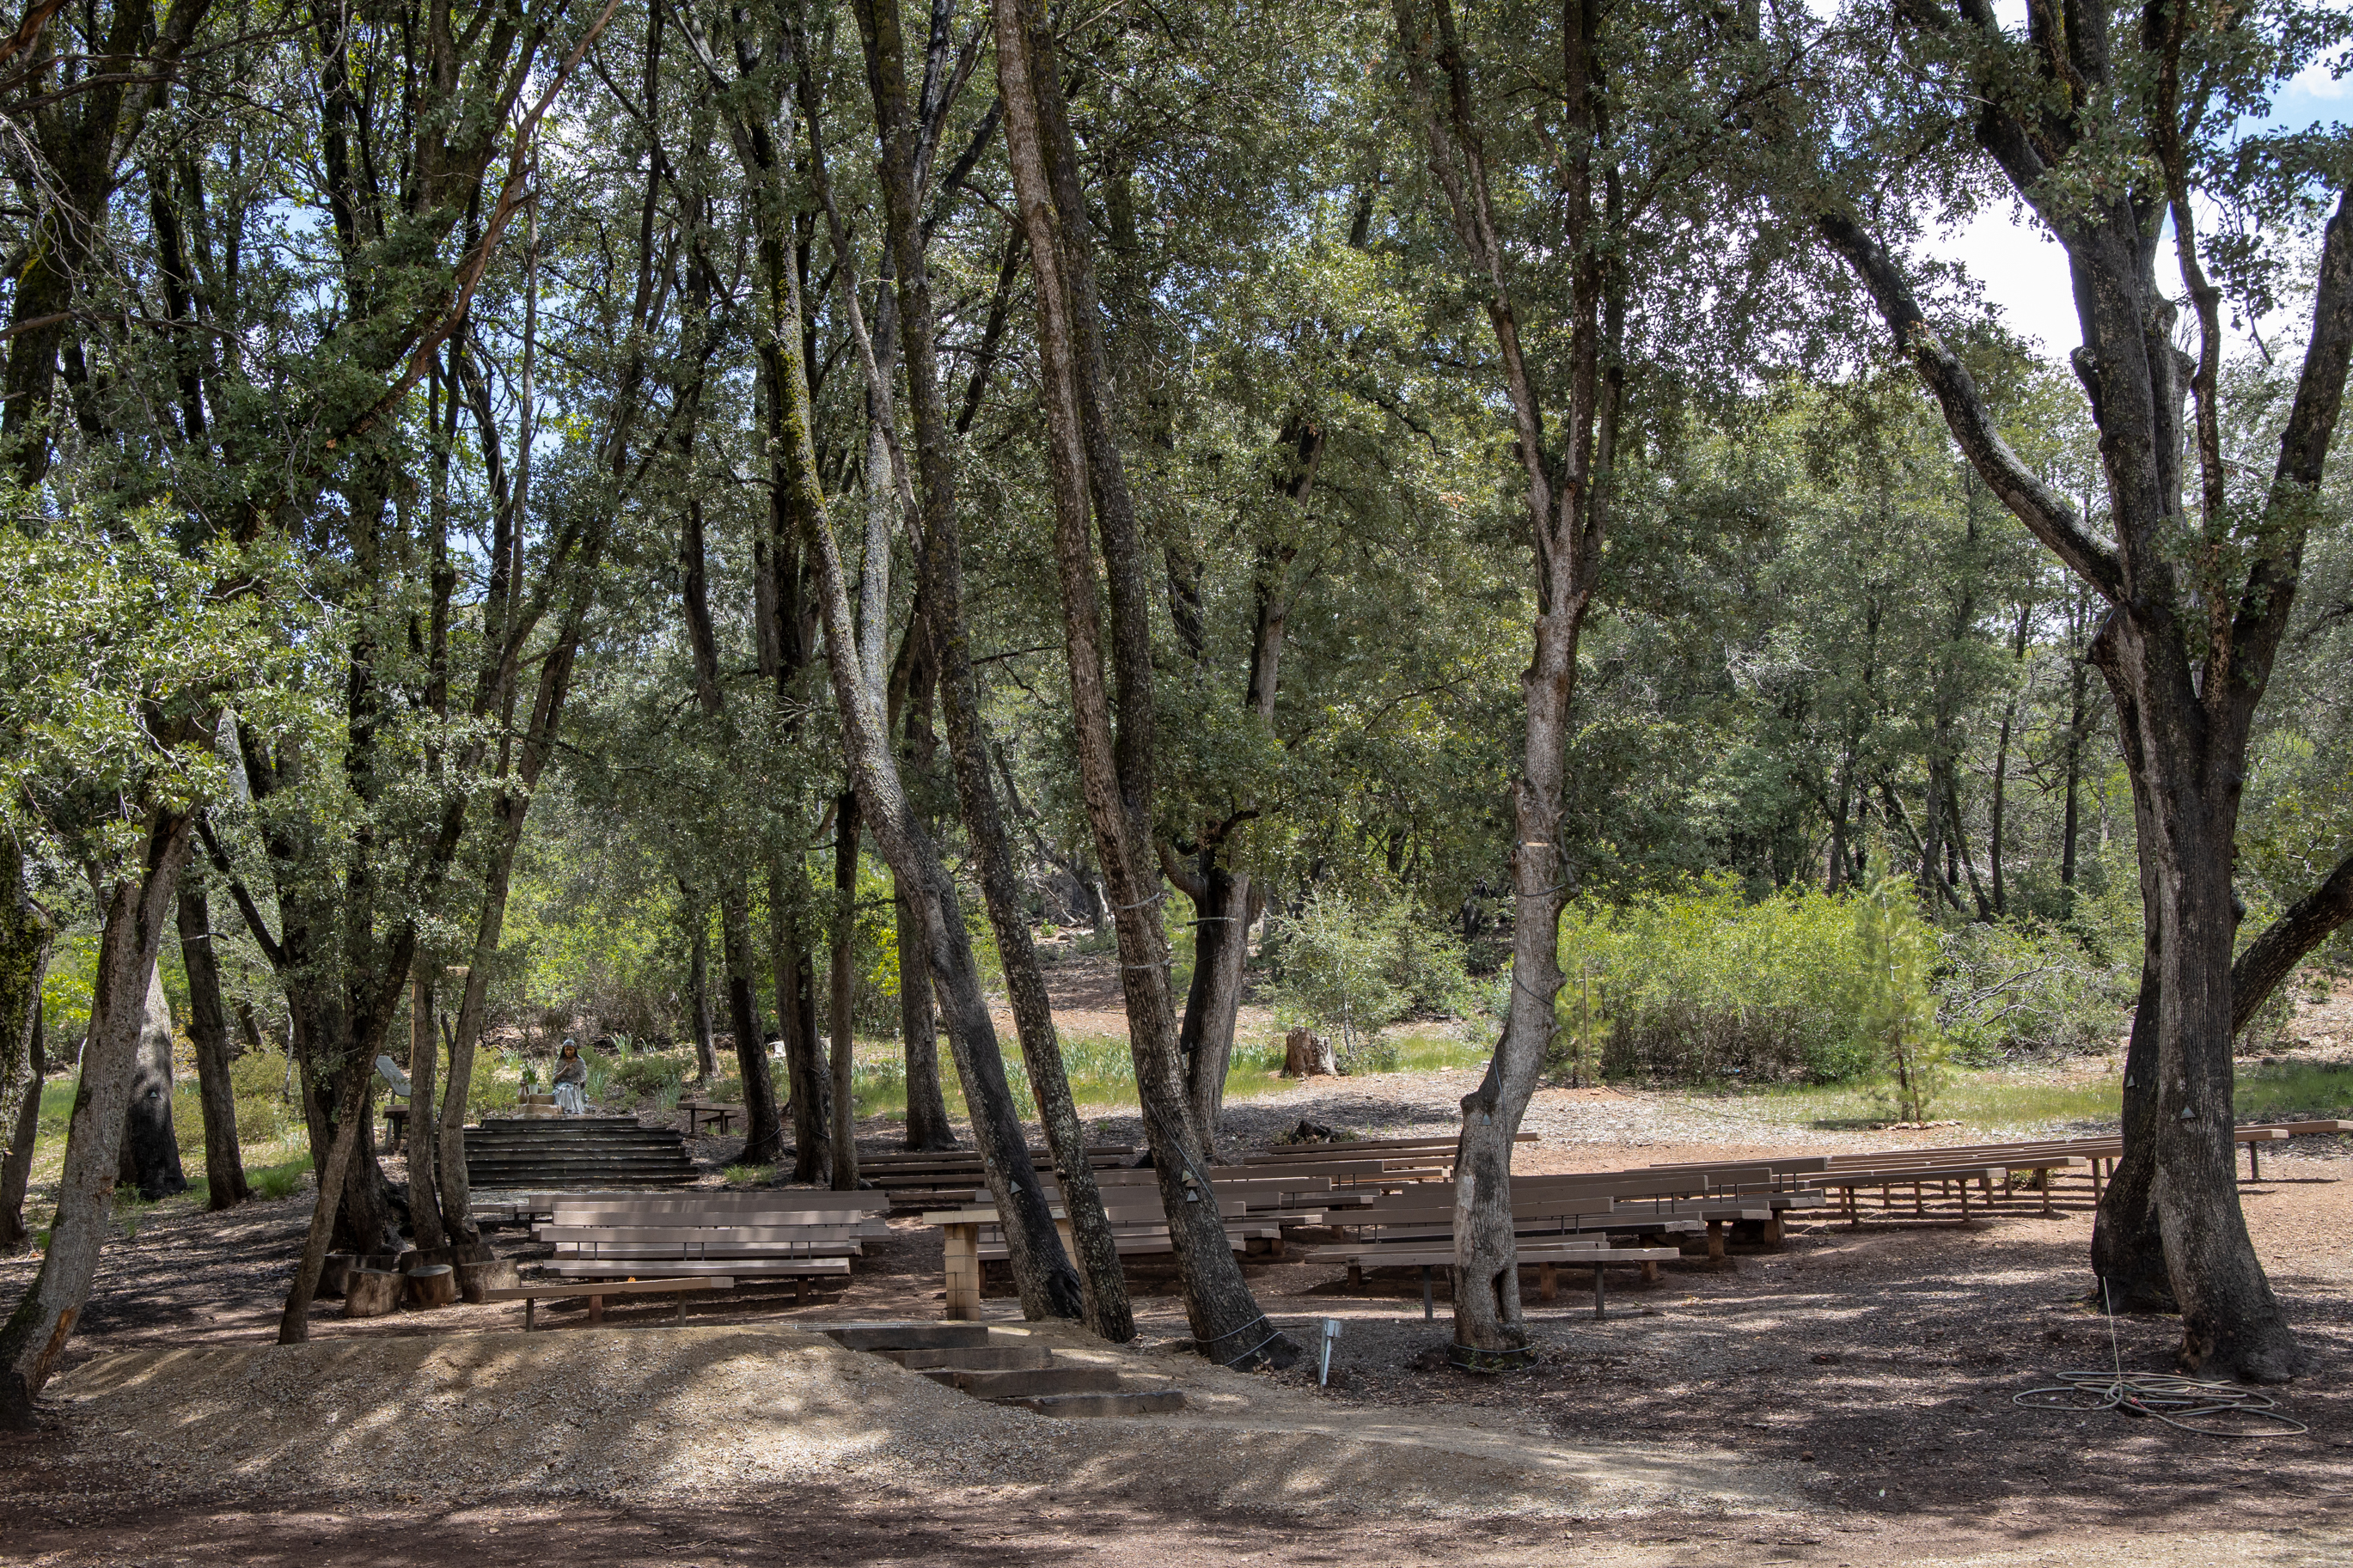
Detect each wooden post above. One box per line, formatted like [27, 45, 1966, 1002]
[1707, 1219, 1727, 1266]
[1538, 1261, 1557, 1303]
[943, 1222, 981, 1321]
[1346, 1262, 1363, 1292]
[588, 1292, 604, 1325]
[2249, 1141, 2261, 1181]
[1421, 1266, 1433, 1321]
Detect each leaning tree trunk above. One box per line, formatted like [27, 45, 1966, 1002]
[846, 0, 1131, 1336]
[0, 811, 190, 1428]
[278, 1050, 375, 1344]
[0, 841, 52, 1249]
[830, 790, 862, 1191]
[990, 0, 1284, 1362]
[177, 887, 248, 1210]
[117, 964, 186, 1201]
[0, 1007, 43, 1253]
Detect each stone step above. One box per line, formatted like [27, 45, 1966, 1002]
[990, 1388, 1188, 1418]
[819, 1321, 993, 1352]
[881, 1345, 1054, 1372]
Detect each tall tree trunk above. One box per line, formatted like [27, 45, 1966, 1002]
[989, 0, 1274, 1358]
[1989, 601, 2032, 916]
[719, 884, 784, 1165]
[830, 790, 863, 1190]
[895, 876, 955, 1150]
[851, 0, 1131, 1337]
[0, 811, 190, 1428]
[773, 866, 830, 1180]
[117, 965, 186, 1201]
[685, 888, 718, 1085]
[405, 967, 446, 1252]
[889, 615, 956, 1151]
[176, 888, 248, 1211]
[1391, 0, 1618, 1361]
[1816, 143, 2353, 1379]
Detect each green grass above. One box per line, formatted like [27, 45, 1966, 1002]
[1715, 1057, 2353, 1138]
[2234, 1059, 2353, 1122]
[721, 1163, 774, 1186]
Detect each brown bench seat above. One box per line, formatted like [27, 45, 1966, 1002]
[486, 1274, 735, 1330]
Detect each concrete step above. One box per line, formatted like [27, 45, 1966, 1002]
[881, 1345, 1054, 1372]
[821, 1321, 993, 1352]
[927, 1365, 1134, 1398]
[990, 1388, 1188, 1418]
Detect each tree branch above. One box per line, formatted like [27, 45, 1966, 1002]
[1816, 209, 2124, 603]
[2234, 850, 2353, 1034]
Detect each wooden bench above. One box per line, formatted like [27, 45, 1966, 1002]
[1305, 1239, 1682, 1319]
[923, 1194, 1297, 1320]
[676, 1099, 746, 1137]
[486, 1274, 735, 1330]
[537, 1195, 879, 1303]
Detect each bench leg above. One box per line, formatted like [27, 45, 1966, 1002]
[944, 1224, 981, 1321]
[1959, 1182, 1970, 1223]
[1421, 1266, 1433, 1321]
[524, 1297, 535, 1333]
[675, 1295, 688, 1324]
[1592, 1263, 1606, 1321]
[2041, 1169, 2054, 1216]
[1347, 1263, 1363, 1292]
[795, 1278, 809, 1306]
[2249, 1143, 2261, 1181]
[1539, 1261, 1557, 1303]
[1763, 1212, 1783, 1248]
[1707, 1219, 1727, 1266]
[588, 1294, 603, 1326]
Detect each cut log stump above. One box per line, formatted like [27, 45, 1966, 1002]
[405, 1264, 460, 1309]
[1282, 1027, 1337, 1078]
[344, 1268, 402, 1318]
[455, 1258, 520, 1303]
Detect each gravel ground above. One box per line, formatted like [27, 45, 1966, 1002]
[40, 1321, 1780, 1521]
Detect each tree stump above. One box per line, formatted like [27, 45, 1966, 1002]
[1282, 1027, 1336, 1077]
[404, 1264, 459, 1309]
[320, 1252, 358, 1299]
[455, 1258, 520, 1303]
[343, 1268, 403, 1318]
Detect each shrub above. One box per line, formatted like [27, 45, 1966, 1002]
[1934, 917, 2134, 1061]
[1855, 872, 1952, 1122]
[1264, 888, 1476, 1058]
[1557, 879, 1875, 1084]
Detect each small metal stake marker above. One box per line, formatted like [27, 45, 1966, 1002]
[1318, 1317, 1342, 1387]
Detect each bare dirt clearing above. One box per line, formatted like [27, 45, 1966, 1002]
[4, 979, 2350, 1565]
